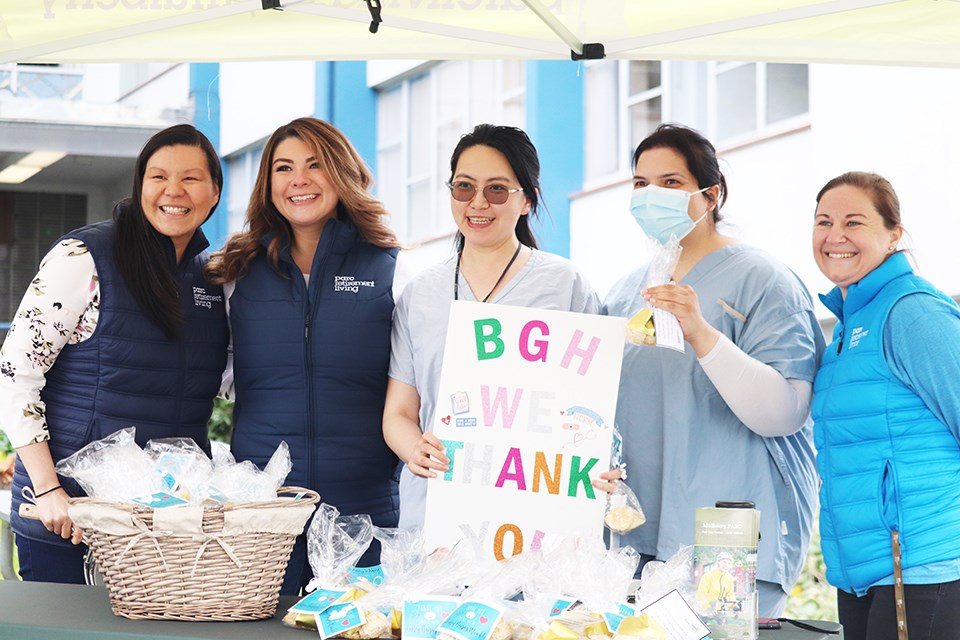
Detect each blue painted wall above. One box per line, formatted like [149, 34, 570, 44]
[190, 63, 228, 251]
[525, 61, 584, 258]
[314, 61, 333, 122]
[321, 61, 377, 176]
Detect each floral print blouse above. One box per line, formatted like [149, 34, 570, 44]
[0, 240, 100, 448]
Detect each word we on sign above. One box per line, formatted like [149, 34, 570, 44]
[424, 301, 627, 562]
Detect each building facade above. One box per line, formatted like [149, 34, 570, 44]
[2, 59, 959, 341]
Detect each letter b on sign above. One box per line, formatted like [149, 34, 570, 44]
[474, 318, 505, 361]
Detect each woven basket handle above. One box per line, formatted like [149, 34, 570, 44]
[276, 486, 321, 505]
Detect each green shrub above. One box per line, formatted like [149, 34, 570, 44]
[783, 514, 838, 621]
[207, 397, 234, 444]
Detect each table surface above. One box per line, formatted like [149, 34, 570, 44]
[0, 581, 843, 640]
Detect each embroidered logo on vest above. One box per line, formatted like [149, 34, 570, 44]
[334, 275, 375, 293]
[192, 286, 223, 309]
[848, 326, 869, 349]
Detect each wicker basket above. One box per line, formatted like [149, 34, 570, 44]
[68, 486, 319, 621]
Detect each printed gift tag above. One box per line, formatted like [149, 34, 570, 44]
[401, 596, 461, 640]
[602, 602, 637, 633]
[547, 597, 577, 618]
[652, 307, 685, 352]
[130, 492, 188, 508]
[317, 601, 366, 640]
[346, 565, 386, 588]
[435, 600, 504, 640]
[288, 587, 351, 615]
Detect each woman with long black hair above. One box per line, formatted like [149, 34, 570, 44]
[0, 124, 228, 583]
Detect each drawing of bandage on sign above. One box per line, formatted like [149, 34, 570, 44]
[561, 405, 608, 448]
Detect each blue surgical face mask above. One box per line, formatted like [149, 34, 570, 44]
[629, 184, 711, 245]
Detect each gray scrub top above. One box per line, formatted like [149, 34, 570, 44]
[389, 249, 600, 529]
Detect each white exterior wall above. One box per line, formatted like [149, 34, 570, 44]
[571, 63, 960, 318]
[219, 61, 316, 155]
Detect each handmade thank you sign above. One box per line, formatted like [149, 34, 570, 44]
[424, 301, 626, 561]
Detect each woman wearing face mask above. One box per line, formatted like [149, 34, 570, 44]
[602, 124, 825, 617]
[383, 124, 607, 530]
[812, 172, 960, 640]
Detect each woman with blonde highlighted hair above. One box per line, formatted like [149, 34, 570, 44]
[207, 117, 400, 595]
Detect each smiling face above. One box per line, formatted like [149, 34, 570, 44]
[140, 144, 220, 260]
[451, 144, 530, 251]
[814, 184, 902, 296]
[270, 136, 339, 236]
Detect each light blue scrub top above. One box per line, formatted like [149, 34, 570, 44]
[390, 249, 601, 530]
[602, 244, 825, 593]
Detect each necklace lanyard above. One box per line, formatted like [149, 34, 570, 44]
[454, 243, 523, 302]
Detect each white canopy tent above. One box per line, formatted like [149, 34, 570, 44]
[3, 0, 960, 67]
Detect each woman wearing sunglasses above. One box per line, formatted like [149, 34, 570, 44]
[383, 123, 604, 529]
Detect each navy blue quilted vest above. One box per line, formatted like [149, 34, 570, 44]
[12, 218, 228, 545]
[228, 218, 399, 530]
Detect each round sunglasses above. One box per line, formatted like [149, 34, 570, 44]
[446, 181, 523, 205]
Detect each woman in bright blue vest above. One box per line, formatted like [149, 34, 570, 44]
[206, 117, 400, 595]
[812, 171, 960, 640]
[0, 124, 228, 583]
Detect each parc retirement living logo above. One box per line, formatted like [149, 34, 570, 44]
[38, 0, 563, 20]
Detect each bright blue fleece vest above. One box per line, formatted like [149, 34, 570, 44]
[11, 218, 228, 546]
[813, 252, 960, 592]
[228, 219, 399, 529]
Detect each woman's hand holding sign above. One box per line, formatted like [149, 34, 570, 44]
[407, 432, 450, 479]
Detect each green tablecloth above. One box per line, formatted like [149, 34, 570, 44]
[0, 581, 842, 640]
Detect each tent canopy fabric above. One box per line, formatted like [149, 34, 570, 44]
[3, 0, 960, 67]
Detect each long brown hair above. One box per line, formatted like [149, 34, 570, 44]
[206, 117, 398, 283]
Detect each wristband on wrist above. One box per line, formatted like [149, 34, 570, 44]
[34, 485, 62, 499]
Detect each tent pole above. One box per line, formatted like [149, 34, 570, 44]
[519, 0, 586, 57]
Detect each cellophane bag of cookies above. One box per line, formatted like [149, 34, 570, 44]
[518, 538, 640, 640]
[633, 545, 695, 611]
[603, 481, 646, 535]
[624, 239, 683, 347]
[333, 526, 429, 639]
[56, 427, 164, 500]
[283, 503, 373, 631]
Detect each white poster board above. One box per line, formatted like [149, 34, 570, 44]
[423, 301, 627, 562]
